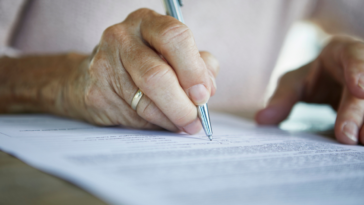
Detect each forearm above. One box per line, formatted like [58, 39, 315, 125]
[0, 53, 87, 116]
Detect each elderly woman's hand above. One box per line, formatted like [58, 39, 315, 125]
[69, 9, 219, 133]
[0, 8, 219, 133]
[256, 35, 364, 145]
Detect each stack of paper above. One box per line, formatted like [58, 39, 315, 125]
[0, 113, 363, 205]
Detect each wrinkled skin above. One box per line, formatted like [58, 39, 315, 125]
[0, 9, 219, 134]
[256, 36, 364, 145]
[68, 9, 219, 133]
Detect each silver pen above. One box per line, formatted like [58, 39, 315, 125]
[163, 0, 213, 141]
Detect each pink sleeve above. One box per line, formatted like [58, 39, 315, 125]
[0, 0, 26, 56]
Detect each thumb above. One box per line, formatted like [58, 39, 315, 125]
[255, 69, 306, 125]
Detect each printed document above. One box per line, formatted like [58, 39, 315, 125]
[0, 113, 363, 205]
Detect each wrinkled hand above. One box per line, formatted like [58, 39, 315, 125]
[256, 36, 364, 145]
[65, 9, 219, 133]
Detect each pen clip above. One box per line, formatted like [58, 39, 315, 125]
[178, 0, 183, 6]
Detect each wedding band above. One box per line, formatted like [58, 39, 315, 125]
[131, 89, 144, 110]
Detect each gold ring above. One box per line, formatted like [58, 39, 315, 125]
[131, 89, 144, 110]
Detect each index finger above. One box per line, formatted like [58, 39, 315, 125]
[321, 36, 364, 99]
[125, 9, 212, 105]
[341, 39, 364, 99]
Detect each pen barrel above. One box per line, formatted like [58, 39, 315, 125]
[198, 104, 213, 138]
[163, 0, 185, 23]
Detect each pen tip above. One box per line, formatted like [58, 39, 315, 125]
[208, 135, 212, 141]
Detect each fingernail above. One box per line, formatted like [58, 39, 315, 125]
[342, 121, 358, 143]
[210, 75, 217, 90]
[183, 119, 202, 134]
[188, 84, 209, 105]
[358, 75, 364, 91]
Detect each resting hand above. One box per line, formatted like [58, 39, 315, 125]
[256, 35, 364, 145]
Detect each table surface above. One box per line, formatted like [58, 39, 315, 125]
[0, 151, 107, 205]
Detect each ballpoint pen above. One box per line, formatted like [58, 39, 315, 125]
[163, 0, 213, 141]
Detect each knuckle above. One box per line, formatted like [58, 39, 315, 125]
[139, 64, 174, 91]
[127, 8, 153, 20]
[102, 26, 118, 41]
[101, 24, 125, 44]
[158, 24, 192, 47]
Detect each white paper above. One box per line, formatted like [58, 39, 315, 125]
[0, 113, 363, 205]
